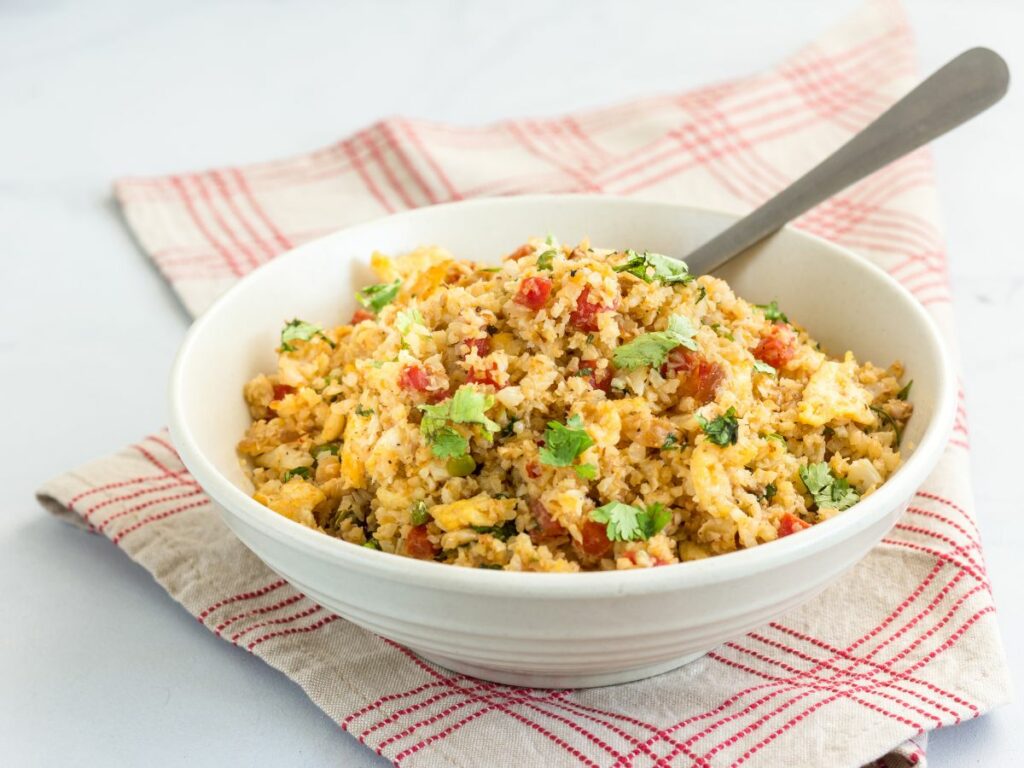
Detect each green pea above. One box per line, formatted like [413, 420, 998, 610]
[446, 455, 477, 477]
[410, 500, 430, 526]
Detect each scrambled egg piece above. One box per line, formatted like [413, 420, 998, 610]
[798, 352, 874, 427]
[253, 478, 325, 528]
[430, 495, 517, 532]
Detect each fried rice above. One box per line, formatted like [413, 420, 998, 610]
[237, 238, 912, 572]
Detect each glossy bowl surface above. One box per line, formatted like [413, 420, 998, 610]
[169, 195, 956, 688]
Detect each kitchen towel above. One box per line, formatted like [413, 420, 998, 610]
[37, 1, 1011, 765]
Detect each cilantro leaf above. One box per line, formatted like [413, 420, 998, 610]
[355, 404, 374, 417]
[281, 466, 311, 482]
[574, 463, 598, 480]
[590, 501, 672, 542]
[312, 442, 340, 458]
[536, 249, 556, 271]
[799, 462, 859, 511]
[764, 483, 777, 502]
[896, 380, 913, 401]
[756, 299, 788, 324]
[661, 433, 681, 451]
[753, 360, 777, 376]
[539, 414, 595, 468]
[764, 432, 787, 449]
[280, 319, 333, 352]
[870, 405, 903, 447]
[418, 385, 499, 458]
[612, 314, 698, 371]
[396, 307, 426, 336]
[428, 426, 469, 459]
[697, 407, 739, 446]
[695, 285, 707, 304]
[356, 278, 402, 313]
[613, 250, 693, 285]
[448, 386, 500, 433]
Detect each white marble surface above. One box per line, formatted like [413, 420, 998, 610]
[1, 1, 1020, 765]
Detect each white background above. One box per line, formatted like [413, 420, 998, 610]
[1, 1, 1020, 765]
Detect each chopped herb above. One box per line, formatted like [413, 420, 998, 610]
[764, 483, 777, 502]
[753, 360, 777, 376]
[585, 333, 595, 345]
[480, 267, 502, 273]
[539, 414, 595, 469]
[355, 404, 374, 417]
[799, 462, 860, 511]
[363, 539, 380, 550]
[427, 426, 468, 459]
[312, 442, 340, 458]
[419, 385, 500, 458]
[870, 405, 903, 447]
[661, 433, 681, 451]
[395, 307, 426, 341]
[896, 380, 913, 401]
[536, 249, 557, 271]
[695, 285, 707, 303]
[613, 250, 693, 285]
[280, 319, 333, 352]
[756, 299, 788, 324]
[410, 500, 430, 526]
[612, 315, 698, 371]
[356, 278, 401, 313]
[471, 520, 517, 541]
[764, 432, 787, 448]
[499, 417, 519, 439]
[577, 367, 594, 377]
[446, 454, 477, 477]
[574, 463, 598, 480]
[590, 501, 672, 542]
[281, 466, 311, 482]
[697, 407, 739, 446]
[710, 323, 735, 342]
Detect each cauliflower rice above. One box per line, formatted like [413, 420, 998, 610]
[238, 238, 912, 572]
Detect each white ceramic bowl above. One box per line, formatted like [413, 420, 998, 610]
[169, 195, 956, 688]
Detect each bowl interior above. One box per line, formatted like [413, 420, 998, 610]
[173, 196, 951, 554]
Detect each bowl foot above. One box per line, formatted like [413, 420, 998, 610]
[412, 649, 709, 689]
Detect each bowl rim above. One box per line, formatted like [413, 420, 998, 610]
[169, 194, 958, 599]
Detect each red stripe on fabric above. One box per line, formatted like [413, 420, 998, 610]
[214, 592, 306, 635]
[230, 604, 323, 643]
[189, 174, 263, 271]
[95, 487, 205, 532]
[358, 683, 492, 743]
[246, 613, 340, 651]
[915, 491, 979, 536]
[341, 680, 450, 731]
[505, 121, 600, 193]
[360, 129, 418, 209]
[208, 170, 277, 261]
[377, 121, 440, 205]
[110, 496, 211, 545]
[197, 579, 288, 623]
[397, 119, 462, 200]
[891, 522, 985, 575]
[167, 176, 245, 277]
[339, 138, 395, 213]
[228, 167, 293, 251]
[66, 472, 180, 511]
[880, 539, 987, 585]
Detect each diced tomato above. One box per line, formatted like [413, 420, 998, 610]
[587, 364, 613, 393]
[515, 276, 553, 310]
[350, 308, 375, 324]
[569, 286, 613, 332]
[426, 386, 453, 404]
[463, 337, 491, 357]
[660, 347, 723, 404]
[405, 525, 437, 559]
[753, 323, 797, 371]
[581, 519, 613, 558]
[525, 461, 542, 479]
[467, 365, 502, 389]
[529, 500, 566, 542]
[505, 243, 534, 261]
[399, 364, 431, 393]
[271, 383, 295, 401]
[778, 513, 811, 538]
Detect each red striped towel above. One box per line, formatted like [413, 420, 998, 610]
[37, 1, 1010, 765]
